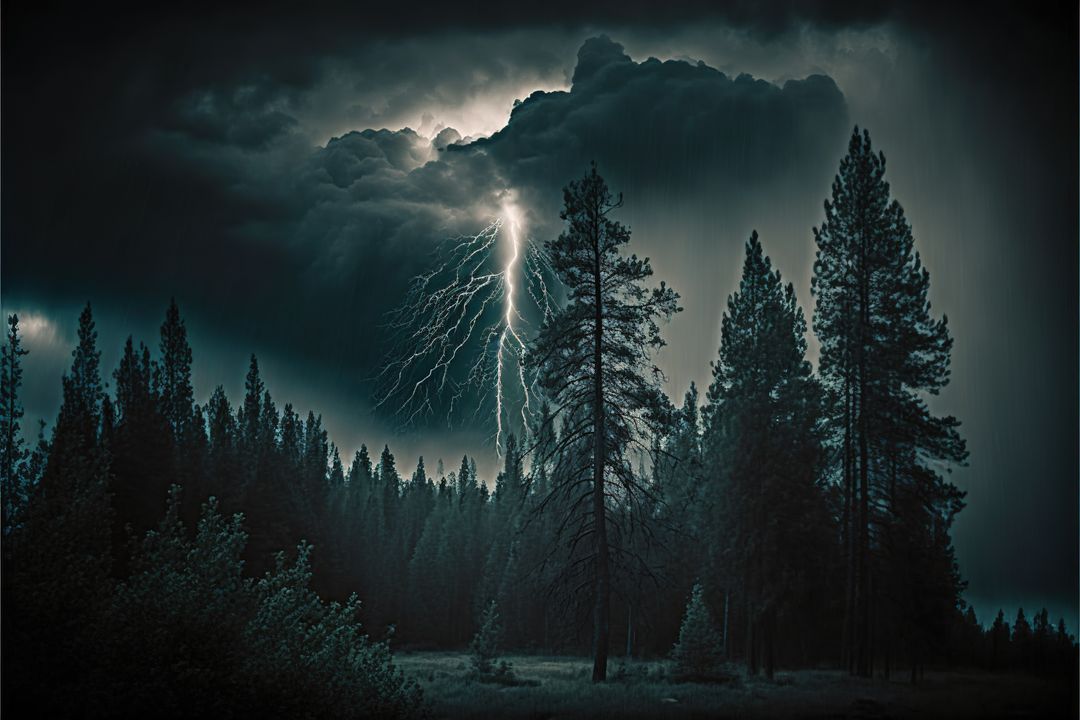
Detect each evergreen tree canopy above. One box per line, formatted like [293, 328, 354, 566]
[811, 127, 967, 677]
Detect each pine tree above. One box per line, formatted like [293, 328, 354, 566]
[408, 511, 443, 641]
[470, 599, 515, 682]
[185, 401, 209, 509]
[1, 314, 30, 534]
[21, 419, 49, 496]
[12, 303, 113, 701]
[493, 434, 522, 505]
[393, 455, 435, 621]
[479, 435, 528, 646]
[1013, 608, 1033, 669]
[1054, 618, 1075, 667]
[239, 371, 293, 577]
[532, 163, 680, 681]
[991, 609, 1011, 669]
[811, 128, 967, 676]
[40, 303, 109, 506]
[329, 444, 346, 487]
[1032, 608, 1051, 671]
[656, 383, 702, 528]
[411, 455, 427, 487]
[471, 599, 502, 674]
[260, 390, 279, 452]
[156, 299, 204, 523]
[299, 411, 329, 531]
[241, 354, 264, 460]
[703, 232, 828, 678]
[671, 583, 724, 680]
[379, 444, 400, 527]
[111, 337, 173, 546]
[353, 445, 374, 487]
[157, 298, 195, 443]
[958, 605, 982, 667]
[68, 303, 103, 418]
[651, 385, 705, 656]
[340, 445, 372, 592]
[206, 385, 241, 511]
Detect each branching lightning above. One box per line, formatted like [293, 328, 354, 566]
[375, 194, 557, 455]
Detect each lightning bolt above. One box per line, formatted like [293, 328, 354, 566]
[375, 192, 557, 455]
[495, 201, 531, 454]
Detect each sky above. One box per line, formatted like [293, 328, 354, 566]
[2, 1, 1076, 630]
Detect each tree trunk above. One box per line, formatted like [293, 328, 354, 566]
[590, 201, 610, 684]
[884, 635, 891, 680]
[746, 611, 759, 676]
[764, 609, 776, 680]
[842, 381, 856, 674]
[868, 573, 875, 677]
[855, 235, 872, 679]
[722, 588, 730, 657]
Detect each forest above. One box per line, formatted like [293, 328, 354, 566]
[1, 129, 1076, 718]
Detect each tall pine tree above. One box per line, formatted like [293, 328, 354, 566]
[704, 232, 829, 678]
[532, 163, 679, 681]
[812, 128, 967, 677]
[11, 304, 113, 701]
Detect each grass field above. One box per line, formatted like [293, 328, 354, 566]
[395, 652, 1077, 719]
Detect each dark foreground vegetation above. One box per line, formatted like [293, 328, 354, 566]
[1, 129, 1076, 717]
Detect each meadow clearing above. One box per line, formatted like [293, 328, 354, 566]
[395, 652, 1076, 719]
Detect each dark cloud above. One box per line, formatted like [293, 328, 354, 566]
[572, 35, 634, 84]
[169, 86, 300, 150]
[3, 31, 849, 395]
[471, 35, 845, 205]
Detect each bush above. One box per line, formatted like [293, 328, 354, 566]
[612, 661, 662, 684]
[7, 486, 424, 719]
[470, 600, 521, 685]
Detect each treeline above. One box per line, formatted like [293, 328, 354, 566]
[0, 305, 424, 717]
[952, 606, 1078, 675]
[0, 298, 622, 654]
[1, 127, 1076, 712]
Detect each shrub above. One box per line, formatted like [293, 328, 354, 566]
[671, 583, 727, 682]
[470, 600, 519, 685]
[9, 486, 424, 718]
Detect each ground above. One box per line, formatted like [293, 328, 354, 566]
[395, 652, 1077, 719]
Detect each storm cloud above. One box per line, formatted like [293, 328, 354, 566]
[3, 31, 851, 402]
